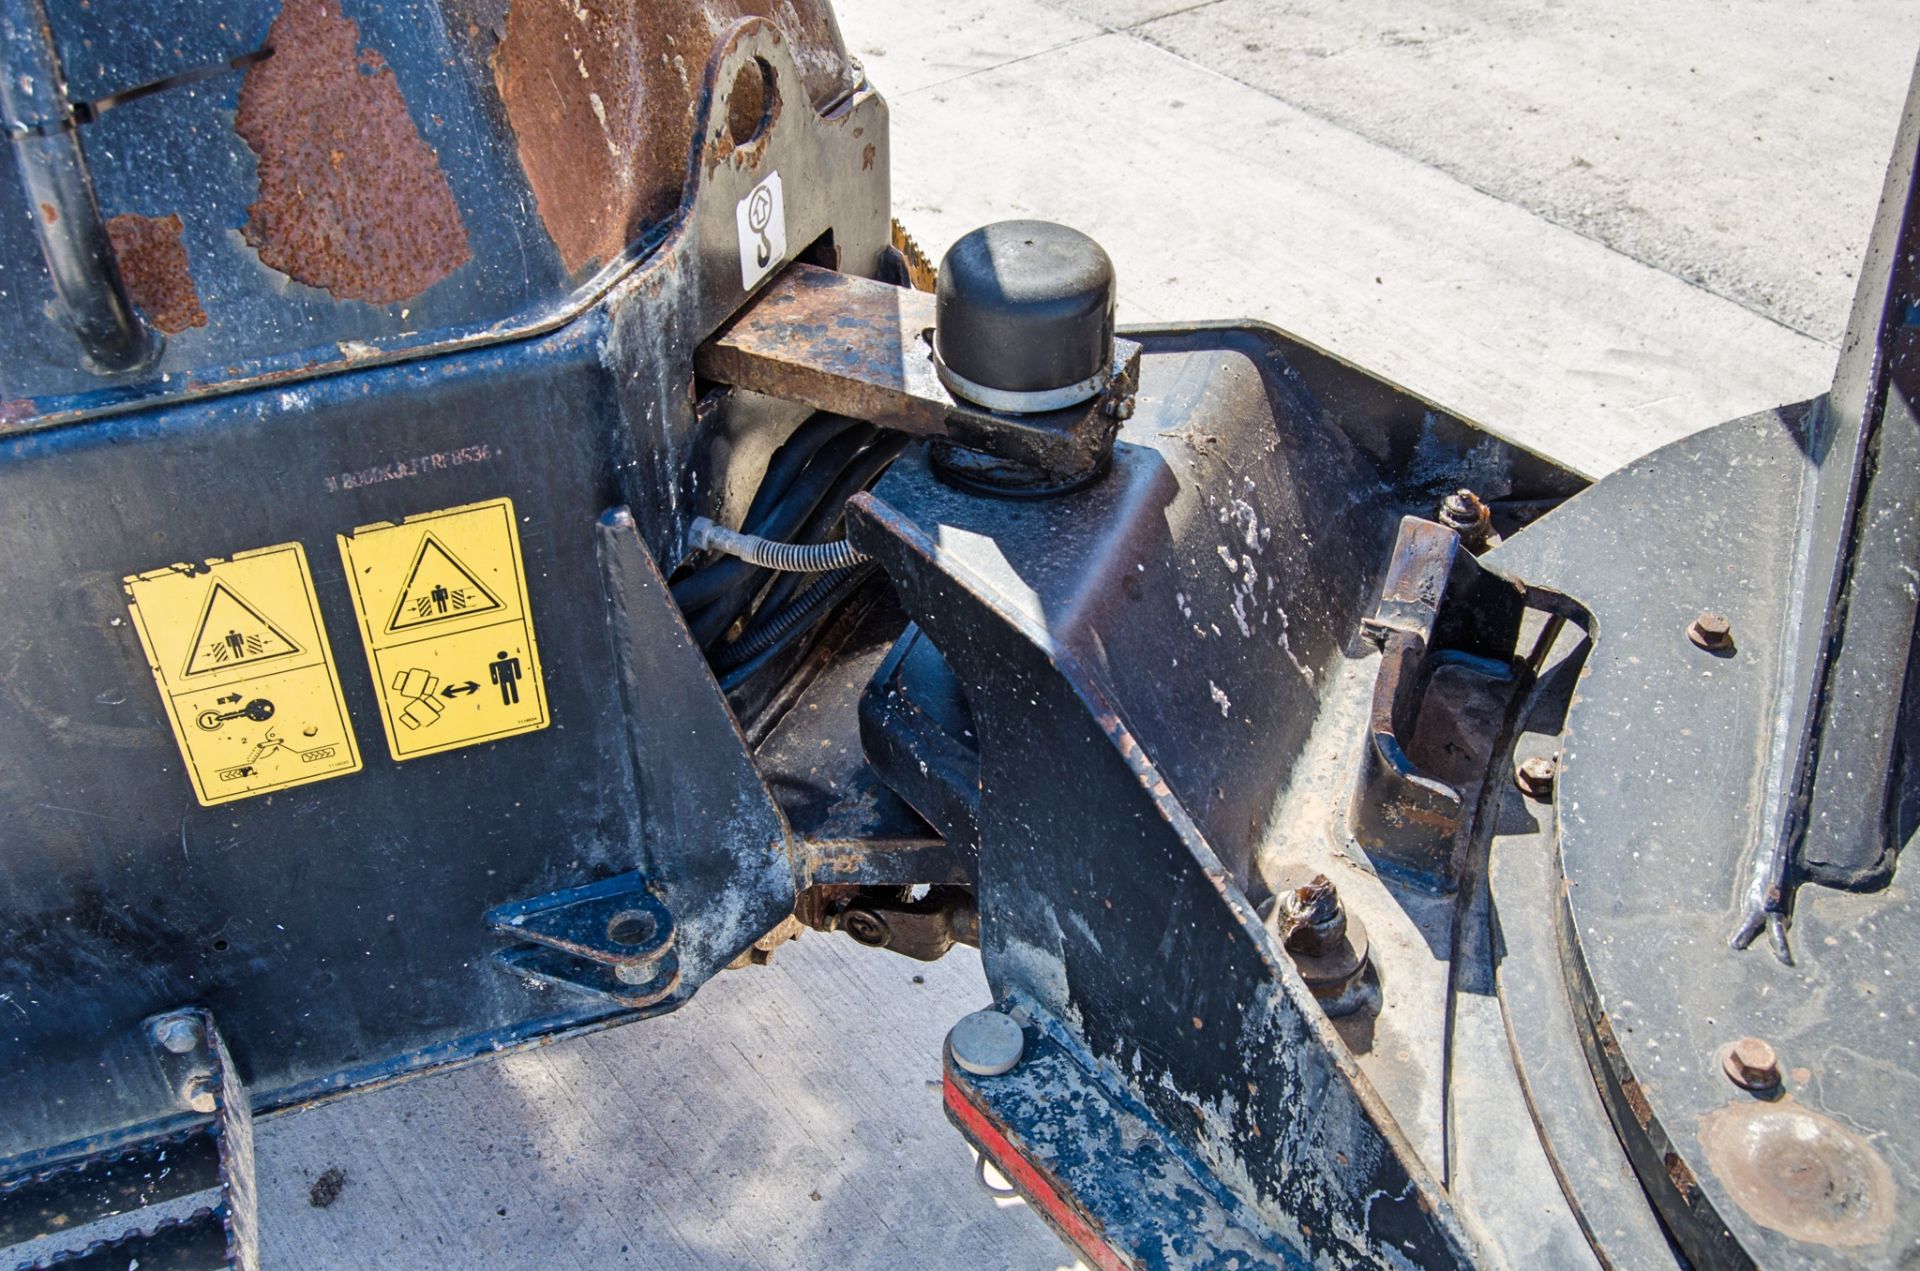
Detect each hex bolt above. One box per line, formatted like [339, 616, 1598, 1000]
[1689, 612, 1735, 653]
[1515, 755, 1558, 799]
[183, 1073, 218, 1114]
[841, 908, 890, 948]
[1723, 1036, 1781, 1093]
[1438, 489, 1494, 551]
[947, 1010, 1026, 1077]
[149, 1014, 203, 1056]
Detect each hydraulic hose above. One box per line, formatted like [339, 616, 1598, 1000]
[740, 413, 866, 529]
[671, 423, 878, 614]
[744, 432, 909, 623]
[687, 517, 869, 574]
[715, 563, 877, 677]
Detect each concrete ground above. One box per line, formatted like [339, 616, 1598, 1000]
[252, 2, 1916, 1266]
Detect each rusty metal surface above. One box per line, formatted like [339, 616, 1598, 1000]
[699, 262, 950, 427]
[1697, 1098, 1896, 1250]
[105, 213, 206, 334]
[1, 0, 865, 427]
[696, 262, 1136, 481]
[1490, 392, 1920, 1268]
[235, 0, 470, 303]
[490, 1, 851, 276]
[1349, 515, 1538, 890]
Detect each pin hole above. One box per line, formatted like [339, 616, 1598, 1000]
[606, 911, 656, 947]
[726, 56, 777, 148]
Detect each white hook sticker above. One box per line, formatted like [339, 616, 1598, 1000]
[736, 171, 787, 290]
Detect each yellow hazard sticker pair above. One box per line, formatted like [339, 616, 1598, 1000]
[123, 498, 548, 806]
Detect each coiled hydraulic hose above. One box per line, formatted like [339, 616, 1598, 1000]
[671, 423, 878, 615]
[688, 517, 869, 573]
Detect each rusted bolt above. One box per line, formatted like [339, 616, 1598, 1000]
[841, 908, 889, 948]
[1515, 755, 1558, 799]
[1438, 489, 1494, 551]
[1689, 612, 1735, 653]
[1279, 874, 1347, 957]
[148, 1013, 203, 1055]
[1723, 1036, 1781, 1093]
[1267, 873, 1373, 1017]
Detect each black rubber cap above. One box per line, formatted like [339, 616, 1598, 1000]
[933, 221, 1116, 402]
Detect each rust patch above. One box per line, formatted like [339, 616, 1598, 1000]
[1619, 1077, 1653, 1129]
[1592, 1013, 1655, 1128]
[490, 1, 854, 275]
[38, 201, 56, 225]
[712, 55, 781, 170]
[862, 141, 875, 170]
[106, 213, 208, 334]
[235, 0, 470, 303]
[1662, 1151, 1696, 1199]
[1697, 1097, 1896, 1248]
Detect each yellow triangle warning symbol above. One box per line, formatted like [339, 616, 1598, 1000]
[386, 533, 503, 633]
[182, 581, 303, 677]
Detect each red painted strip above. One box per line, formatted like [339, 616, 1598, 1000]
[943, 1070, 1133, 1271]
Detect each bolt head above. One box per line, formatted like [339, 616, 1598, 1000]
[150, 1015, 203, 1055]
[1440, 489, 1488, 522]
[948, 1009, 1025, 1077]
[841, 908, 889, 947]
[1516, 755, 1558, 798]
[1724, 1036, 1781, 1092]
[183, 1073, 218, 1114]
[1279, 874, 1346, 956]
[1689, 612, 1735, 652]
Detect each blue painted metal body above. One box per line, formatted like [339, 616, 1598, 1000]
[1, 0, 861, 426]
[0, 11, 890, 1182]
[946, 997, 1307, 1270]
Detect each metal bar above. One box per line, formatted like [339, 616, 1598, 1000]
[0, 0, 156, 373]
[695, 262, 1136, 483]
[0, 1131, 217, 1247]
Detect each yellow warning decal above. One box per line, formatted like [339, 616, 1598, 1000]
[124, 543, 361, 806]
[336, 497, 548, 761]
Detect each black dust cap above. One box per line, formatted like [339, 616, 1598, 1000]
[934, 221, 1116, 404]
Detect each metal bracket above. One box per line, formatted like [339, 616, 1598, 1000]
[486, 874, 682, 1008]
[0, 1008, 257, 1271]
[694, 262, 1139, 487]
[942, 999, 1294, 1268]
[1350, 516, 1533, 890]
